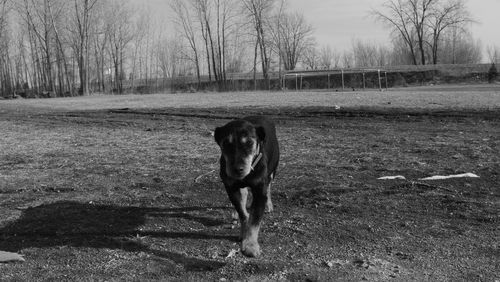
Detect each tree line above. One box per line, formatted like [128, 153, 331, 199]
[0, 0, 495, 97]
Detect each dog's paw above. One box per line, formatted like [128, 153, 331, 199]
[265, 201, 273, 213]
[231, 211, 239, 224]
[241, 239, 261, 257]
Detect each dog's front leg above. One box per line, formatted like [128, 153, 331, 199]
[225, 186, 249, 239]
[241, 182, 267, 257]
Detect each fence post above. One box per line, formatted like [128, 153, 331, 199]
[378, 69, 382, 91]
[295, 74, 298, 91]
[341, 69, 345, 91]
[363, 72, 366, 90]
[327, 73, 330, 90]
[385, 71, 388, 90]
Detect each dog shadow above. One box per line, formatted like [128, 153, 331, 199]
[0, 201, 236, 271]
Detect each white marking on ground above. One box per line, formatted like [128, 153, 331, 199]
[419, 173, 479, 181]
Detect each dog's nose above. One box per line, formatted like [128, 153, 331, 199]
[234, 167, 245, 175]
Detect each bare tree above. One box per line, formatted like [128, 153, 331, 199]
[6, 0, 78, 97]
[426, 0, 473, 64]
[225, 29, 249, 73]
[373, 0, 474, 65]
[71, 0, 98, 95]
[174, 0, 240, 90]
[373, 0, 421, 65]
[91, 1, 110, 92]
[242, 0, 275, 87]
[46, 0, 73, 96]
[0, 0, 13, 97]
[196, 0, 238, 89]
[277, 12, 314, 70]
[302, 46, 318, 70]
[157, 35, 182, 78]
[486, 45, 500, 64]
[17, 0, 57, 94]
[319, 45, 340, 69]
[130, 6, 150, 87]
[0, 0, 8, 40]
[3, 0, 171, 96]
[171, 0, 201, 88]
[217, 0, 240, 88]
[389, 35, 417, 65]
[341, 51, 354, 68]
[351, 39, 391, 67]
[440, 27, 481, 64]
[352, 39, 378, 67]
[106, 0, 133, 94]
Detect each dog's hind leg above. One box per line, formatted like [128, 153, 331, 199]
[265, 182, 273, 213]
[265, 173, 274, 213]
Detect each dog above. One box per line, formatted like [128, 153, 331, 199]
[214, 116, 279, 257]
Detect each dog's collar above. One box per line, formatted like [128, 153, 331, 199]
[250, 144, 263, 171]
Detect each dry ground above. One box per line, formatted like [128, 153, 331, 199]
[2, 84, 500, 113]
[0, 86, 499, 281]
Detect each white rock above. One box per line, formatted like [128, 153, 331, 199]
[419, 173, 479, 181]
[377, 175, 406, 180]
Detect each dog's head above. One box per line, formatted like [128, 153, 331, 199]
[214, 120, 265, 180]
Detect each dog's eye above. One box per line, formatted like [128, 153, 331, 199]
[222, 140, 235, 151]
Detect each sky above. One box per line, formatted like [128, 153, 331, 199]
[284, 0, 500, 62]
[143, 0, 500, 63]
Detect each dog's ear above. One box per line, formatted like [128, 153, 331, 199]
[214, 126, 224, 146]
[256, 126, 266, 142]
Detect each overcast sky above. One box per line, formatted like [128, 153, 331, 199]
[144, 0, 500, 62]
[285, 0, 500, 61]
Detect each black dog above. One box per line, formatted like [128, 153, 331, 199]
[214, 116, 279, 257]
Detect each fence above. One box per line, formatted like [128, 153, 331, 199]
[283, 69, 389, 91]
[5, 63, 495, 98]
[134, 63, 493, 93]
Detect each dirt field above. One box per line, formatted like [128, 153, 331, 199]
[2, 84, 500, 113]
[1, 86, 499, 281]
